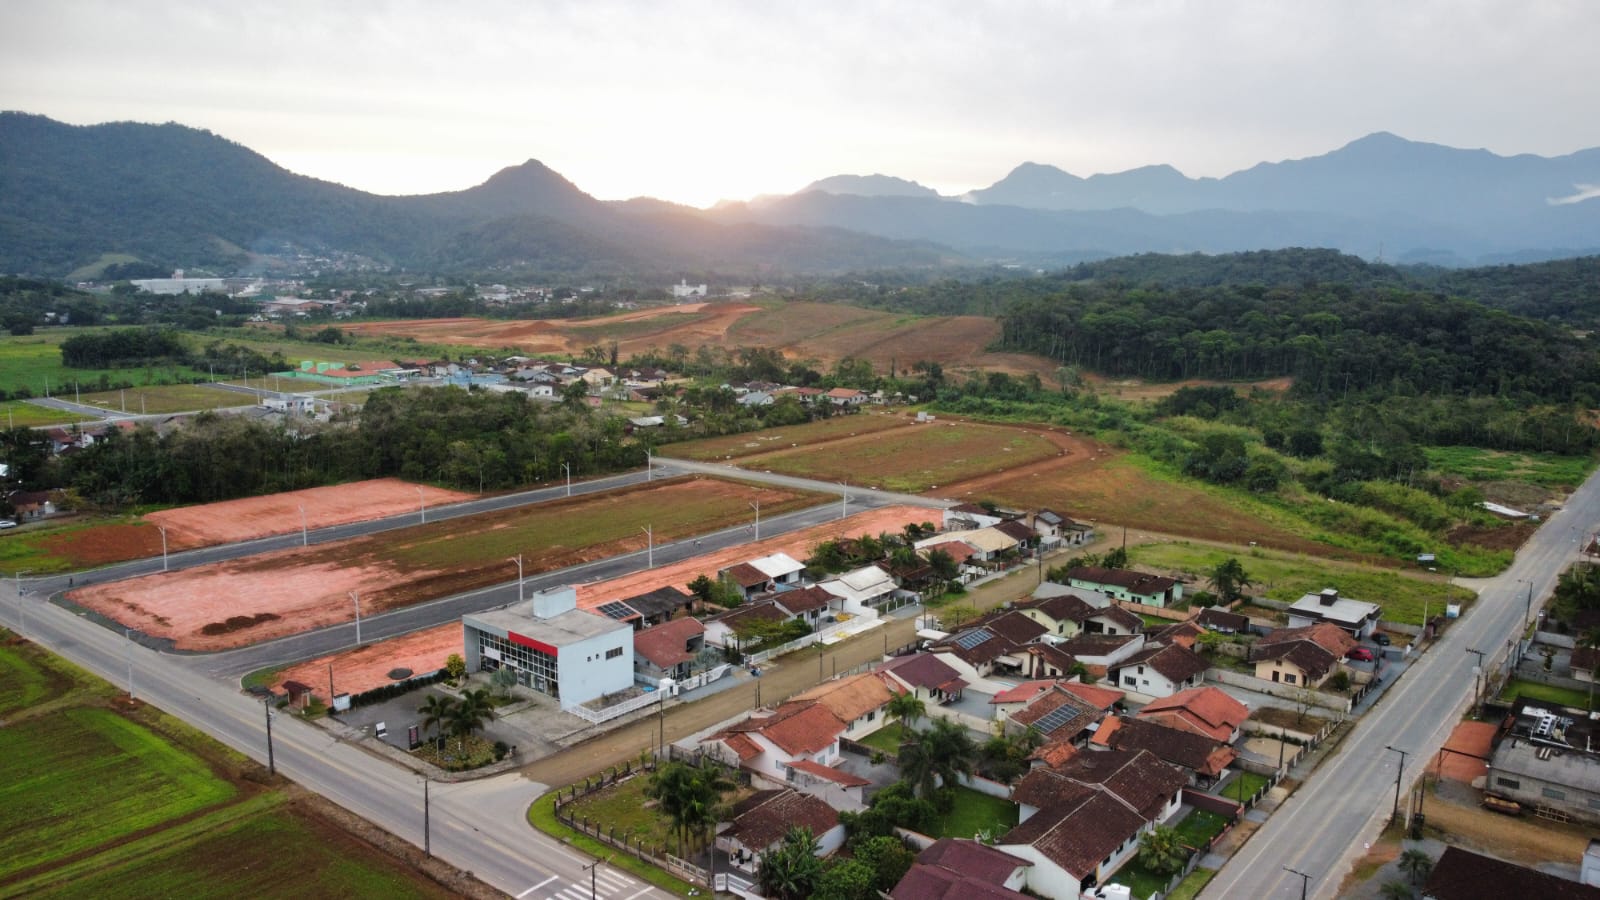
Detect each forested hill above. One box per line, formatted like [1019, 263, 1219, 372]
[995, 282, 1600, 403]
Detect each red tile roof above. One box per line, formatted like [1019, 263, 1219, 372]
[1057, 682, 1125, 710]
[786, 758, 870, 787]
[721, 562, 771, 589]
[726, 789, 839, 851]
[992, 680, 1058, 705]
[753, 702, 847, 756]
[632, 617, 704, 669]
[1137, 687, 1248, 742]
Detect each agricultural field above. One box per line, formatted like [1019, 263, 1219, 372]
[0, 330, 209, 395]
[734, 419, 1063, 493]
[74, 383, 253, 415]
[68, 475, 824, 650]
[0, 399, 94, 427]
[1126, 540, 1473, 626]
[662, 410, 908, 461]
[0, 634, 457, 898]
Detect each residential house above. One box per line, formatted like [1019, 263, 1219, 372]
[617, 585, 695, 627]
[1486, 700, 1600, 825]
[632, 617, 705, 682]
[999, 748, 1188, 899]
[891, 839, 1032, 900]
[993, 519, 1040, 551]
[1004, 685, 1103, 748]
[818, 565, 898, 613]
[1252, 623, 1357, 688]
[749, 552, 806, 589]
[1107, 640, 1210, 701]
[1151, 619, 1207, 649]
[719, 562, 774, 601]
[1286, 588, 1382, 639]
[990, 680, 1064, 723]
[1196, 607, 1252, 634]
[1423, 845, 1600, 899]
[1135, 687, 1249, 744]
[788, 672, 897, 741]
[773, 585, 837, 625]
[701, 601, 790, 651]
[1014, 590, 1143, 638]
[1090, 715, 1236, 786]
[825, 387, 867, 406]
[1058, 682, 1126, 715]
[717, 789, 845, 873]
[701, 701, 848, 784]
[1019, 642, 1081, 680]
[1053, 632, 1147, 678]
[926, 527, 1021, 563]
[1065, 566, 1184, 608]
[931, 610, 1048, 679]
[878, 653, 969, 706]
[943, 503, 1005, 530]
[1032, 509, 1093, 547]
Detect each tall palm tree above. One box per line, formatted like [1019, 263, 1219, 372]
[417, 694, 456, 748]
[1378, 879, 1415, 900]
[757, 827, 823, 900]
[887, 692, 925, 732]
[1137, 824, 1187, 875]
[448, 687, 496, 750]
[646, 761, 699, 853]
[898, 717, 977, 799]
[1397, 847, 1433, 886]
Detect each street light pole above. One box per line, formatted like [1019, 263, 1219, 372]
[351, 591, 362, 645]
[299, 504, 308, 547]
[751, 500, 760, 541]
[14, 569, 31, 632]
[642, 525, 653, 568]
[646, 448, 652, 481]
[581, 858, 607, 900]
[125, 628, 135, 700]
[1386, 745, 1410, 825]
[563, 462, 571, 497]
[159, 526, 169, 571]
[264, 698, 276, 776]
[1465, 647, 1486, 718]
[416, 487, 426, 524]
[511, 554, 524, 602]
[839, 481, 849, 520]
[423, 778, 431, 858]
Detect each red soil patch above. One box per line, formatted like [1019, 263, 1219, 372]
[271, 505, 932, 701]
[1428, 720, 1496, 783]
[39, 522, 162, 566]
[145, 479, 472, 549]
[277, 624, 464, 701]
[1083, 375, 1294, 402]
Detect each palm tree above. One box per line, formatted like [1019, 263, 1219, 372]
[1209, 557, 1253, 604]
[448, 687, 496, 750]
[684, 765, 735, 853]
[1137, 824, 1187, 875]
[1397, 847, 1433, 886]
[757, 827, 823, 900]
[645, 761, 699, 853]
[1378, 879, 1415, 900]
[887, 692, 925, 732]
[417, 694, 456, 748]
[898, 717, 977, 799]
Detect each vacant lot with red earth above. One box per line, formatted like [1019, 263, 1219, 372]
[345, 300, 1053, 377]
[277, 504, 932, 699]
[36, 479, 471, 567]
[69, 476, 817, 650]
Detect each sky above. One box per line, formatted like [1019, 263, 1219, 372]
[2, 1, 1595, 208]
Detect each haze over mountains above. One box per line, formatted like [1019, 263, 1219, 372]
[2, 111, 1596, 278]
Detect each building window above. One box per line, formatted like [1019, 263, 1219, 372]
[1283, 673, 1297, 685]
[605, 647, 623, 660]
[1124, 676, 1137, 687]
[1542, 787, 1566, 800]
[1497, 777, 1520, 789]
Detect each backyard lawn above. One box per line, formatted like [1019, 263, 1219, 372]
[1502, 678, 1593, 710]
[933, 786, 1018, 841]
[859, 723, 905, 755]
[1173, 808, 1231, 849]
[1218, 771, 1270, 805]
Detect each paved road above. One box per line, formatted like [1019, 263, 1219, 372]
[1203, 475, 1600, 898]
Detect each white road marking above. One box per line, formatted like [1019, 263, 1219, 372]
[623, 887, 653, 900]
[517, 874, 557, 897]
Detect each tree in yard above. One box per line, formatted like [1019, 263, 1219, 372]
[758, 827, 824, 900]
[417, 694, 456, 748]
[1208, 557, 1253, 604]
[887, 692, 925, 731]
[444, 653, 467, 681]
[1137, 823, 1187, 875]
[978, 726, 1043, 785]
[683, 764, 734, 853]
[1101, 546, 1129, 569]
[838, 781, 937, 840]
[1378, 879, 1415, 900]
[490, 665, 518, 699]
[448, 687, 496, 750]
[926, 548, 959, 581]
[1398, 847, 1433, 885]
[852, 834, 915, 893]
[814, 858, 876, 900]
[898, 717, 977, 800]
[645, 761, 699, 853]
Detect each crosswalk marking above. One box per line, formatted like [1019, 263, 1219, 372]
[543, 866, 645, 900]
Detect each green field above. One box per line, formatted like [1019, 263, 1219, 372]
[0, 642, 77, 715]
[1424, 446, 1596, 488]
[0, 331, 208, 396]
[75, 383, 250, 415]
[661, 412, 907, 461]
[0, 400, 95, 427]
[932, 786, 1018, 840]
[1128, 541, 1473, 626]
[0, 707, 237, 877]
[1502, 678, 1593, 710]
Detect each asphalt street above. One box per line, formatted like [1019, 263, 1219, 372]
[1202, 473, 1600, 898]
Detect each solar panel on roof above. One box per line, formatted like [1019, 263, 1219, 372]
[1033, 704, 1083, 735]
[954, 628, 993, 650]
[596, 601, 637, 620]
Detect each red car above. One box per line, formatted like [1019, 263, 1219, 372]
[1346, 647, 1376, 662]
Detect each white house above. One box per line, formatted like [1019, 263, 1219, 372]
[460, 586, 633, 707]
[1287, 587, 1382, 639]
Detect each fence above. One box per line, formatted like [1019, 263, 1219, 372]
[563, 687, 668, 725]
[1209, 669, 1353, 712]
[551, 757, 715, 888]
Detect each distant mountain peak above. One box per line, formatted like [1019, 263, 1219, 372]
[800, 173, 940, 199]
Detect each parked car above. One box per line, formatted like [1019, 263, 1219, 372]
[1347, 647, 1375, 662]
[0, 519, 16, 529]
[1373, 632, 1391, 646]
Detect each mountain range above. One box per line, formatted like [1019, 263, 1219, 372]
[1, 111, 1596, 278]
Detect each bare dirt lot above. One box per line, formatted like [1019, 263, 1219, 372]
[146, 479, 473, 548]
[69, 477, 815, 650]
[270, 504, 932, 699]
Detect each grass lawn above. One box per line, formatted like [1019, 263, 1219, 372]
[560, 771, 679, 852]
[0, 641, 77, 715]
[1503, 678, 1593, 710]
[859, 723, 906, 755]
[1164, 867, 1217, 900]
[1219, 771, 1271, 805]
[740, 423, 1059, 493]
[1129, 541, 1473, 626]
[0, 400, 95, 427]
[0, 706, 237, 878]
[1424, 446, 1595, 489]
[1111, 857, 1178, 899]
[932, 786, 1018, 840]
[74, 384, 251, 415]
[0, 330, 209, 395]
[1172, 808, 1231, 849]
[530, 790, 698, 895]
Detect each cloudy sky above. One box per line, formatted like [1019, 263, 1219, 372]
[2, 1, 1594, 207]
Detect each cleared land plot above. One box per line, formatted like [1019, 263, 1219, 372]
[0, 399, 94, 427]
[1127, 541, 1471, 625]
[73, 384, 248, 415]
[717, 420, 1063, 493]
[71, 476, 820, 650]
[1424, 445, 1594, 489]
[0, 707, 237, 878]
[662, 412, 908, 461]
[275, 504, 933, 700]
[28, 803, 454, 900]
[146, 478, 473, 548]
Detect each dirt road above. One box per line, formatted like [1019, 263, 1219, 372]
[515, 562, 1052, 788]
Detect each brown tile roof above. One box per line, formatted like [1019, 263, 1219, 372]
[1024, 746, 1188, 821]
[879, 653, 966, 692]
[1253, 640, 1338, 681]
[1154, 620, 1206, 647]
[976, 609, 1050, 645]
[726, 789, 839, 851]
[721, 562, 771, 589]
[1196, 608, 1250, 632]
[1057, 633, 1141, 657]
[789, 672, 894, 724]
[891, 865, 1031, 900]
[632, 617, 704, 669]
[1113, 642, 1210, 684]
[775, 585, 834, 616]
[1136, 687, 1249, 742]
[1093, 715, 1236, 778]
[1025, 643, 1080, 675]
[914, 839, 1032, 885]
[1423, 845, 1600, 899]
[1067, 566, 1181, 595]
[1001, 782, 1147, 880]
[1010, 688, 1100, 739]
[785, 758, 870, 787]
[993, 520, 1037, 542]
[1259, 622, 1357, 657]
[1016, 592, 1099, 624]
[1087, 604, 1147, 632]
[923, 541, 977, 565]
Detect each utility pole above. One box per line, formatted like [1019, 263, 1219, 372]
[581, 858, 607, 900]
[1387, 745, 1410, 825]
[642, 525, 653, 568]
[751, 500, 760, 541]
[1284, 866, 1311, 900]
[658, 686, 666, 755]
[159, 526, 169, 571]
[351, 591, 362, 645]
[14, 569, 31, 633]
[1465, 648, 1486, 718]
[839, 481, 849, 520]
[423, 778, 431, 858]
[563, 462, 572, 497]
[299, 504, 308, 547]
[416, 487, 426, 524]
[264, 698, 276, 775]
[125, 628, 135, 700]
